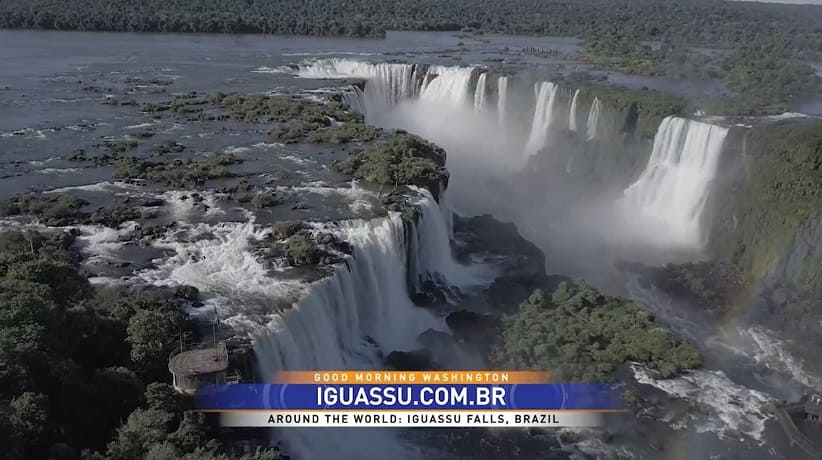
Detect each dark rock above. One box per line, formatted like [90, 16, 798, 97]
[66, 149, 87, 161]
[384, 349, 435, 371]
[270, 221, 305, 240]
[411, 279, 448, 306]
[142, 198, 165, 208]
[175, 285, 200, 301]
[445, 310, 499, 342]
[418, 328, 459, 350]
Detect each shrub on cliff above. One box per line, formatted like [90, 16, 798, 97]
[334, 131, 448, 198]
[493, 281, 702, 381]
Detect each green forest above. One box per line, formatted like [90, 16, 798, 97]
[0, 230, 280, 460]
[0, 0, 820, 49]
[2, 0, 821, 111]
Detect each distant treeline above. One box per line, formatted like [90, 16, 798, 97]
[1, 0, 822, 49]
[1, 0, 821, 111]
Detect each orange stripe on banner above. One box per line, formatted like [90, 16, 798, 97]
[272, 371, 552, 384]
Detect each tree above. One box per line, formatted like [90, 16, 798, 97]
[106, 408, 175, 460]
[126, 307, 185, 376]
[9, 392, 49, 439]
[144, 383, 181, 413]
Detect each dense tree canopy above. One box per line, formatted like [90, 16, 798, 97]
[0, 0, 821, 51]
[0, 230, 280, 460]
[493, 281, 702, 382]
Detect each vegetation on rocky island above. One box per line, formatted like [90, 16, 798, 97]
[114, 153, 241, 187]
[0, 194, 144, 228]
[493, 281, 702, 382]
[0, 229, 281, 459]
[334, 131, 449, 199]
[257, 225, 354, 268]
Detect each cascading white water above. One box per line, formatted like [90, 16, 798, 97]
[343, 85, 367, 115]
[621, 116, 729, 249]
[497, 76, 509, 127]
[569, 89, 580, 132]
[586, 97, 602, 141]
[255, 214, 442, 374]
[296, 59, 417, 114]
[419, 65, 475, 106]
[473, 72, 487, 112]
[408, 186, 494, 291]
[524, 81, 560, 157]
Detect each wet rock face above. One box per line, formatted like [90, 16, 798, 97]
[445, 310, 500, 343]
[705, 121, 822, 341]
[410, 279, 448, 306]
[617, 260, 744, 316]
[384, 349, 436, 371]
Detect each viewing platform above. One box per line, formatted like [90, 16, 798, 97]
[770, 394, 822, 460]
[169, 340, 231, 394]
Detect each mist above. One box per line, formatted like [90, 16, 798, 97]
[350, 66, 721, 288]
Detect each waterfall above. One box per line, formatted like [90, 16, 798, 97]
[586, 97, 602, 141]
[420, 65, 475, 106]
[524, 81, 560, 157]
[343, 85, 367, 115]
[473, 72, 487, 112]
[497, 76, 509, 127]
[621, 116, 729, 249]
[295, 59, 417, 112]
[569, 89, 580, 132]
[252, 209, 450, 460]
[255, 212, 446, 374]
[408, 187, 494, 291]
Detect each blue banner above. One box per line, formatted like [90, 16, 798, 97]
[196, 383, 623, 411]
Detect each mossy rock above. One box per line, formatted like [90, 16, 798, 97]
[113, 153, 240, 187]
[0, 194, 88, 226]
[270, 221, 305, 240]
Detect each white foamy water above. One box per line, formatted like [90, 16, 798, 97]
[252, 65, 294, 74]
[294, 59, 419, 113]
[162, 190, 226, 219]
[34, 167, 81, 174]
[137, 220, 308, 324]
[525, 81, 560, 157]
[74, 222, 140, 264]
[568, 89, 580, 132]
[473, 72, 487, 112]
[419, 65, 474, 106]
[632, 365, 772, 442]
[497, 76, 509, 128]
[1, 127, 49, 139]
[586, 97, 602, 141]
[45, 180, 140, 194]
[710, 326, 822, 393]
[253, 212, 444, 460]
[621, 116, 728, 250]
[408, 187, 495, 293]
[125, 121, 159, 130]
